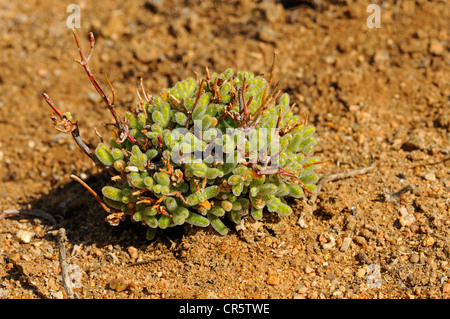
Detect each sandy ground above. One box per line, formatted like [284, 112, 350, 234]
[0, 0, 449, 300]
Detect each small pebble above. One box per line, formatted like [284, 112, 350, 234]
[266, 275, 280, 286]
[297, 218, 308, 229]
[51, 291, 64, 299]
[443, 282, 450, 294]
[355, 251, 369, 264]
[0, 288, 9, 298]
[127, 246, 138, 260]
[354, 236, 367, 247]
[429, 40, 444, 56]
[422, 236, 435, 247]
[297, 285, 308, 294]
[340, 237, 352, 252]
[422, 172, 436, 181]
[16, 230, 35, 244]
[398, 206, 416, 227]
[108, 278, 129, 292]
[409, 254, 419, 263]
[321, 234, 336, 250]
[305, 265, 314, 274]
[356, 268, 366, 278]
[325, 56, 336, 65]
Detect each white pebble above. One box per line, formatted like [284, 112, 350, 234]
[423, 172, 436, 181]
[51, 291, 64, 299]
[16, 230, 36, 243]
[80, 172, 88, 180]
[297, 218, 308, 229]
[340, 237, 352, 252]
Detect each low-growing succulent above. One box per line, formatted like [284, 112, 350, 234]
[43, 29, 322, 240]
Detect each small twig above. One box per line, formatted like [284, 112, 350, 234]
[128, 256, 163, 267]
[383, 184, 414, 203]
[0, 209, 57, 226]
[275, 104, 283, 130]
[261, 52, 276, 106]
[103, 71, 116, 106]
[317, 162, 376, 187]
[71, 28, 135, 144]
[410, 156, 450, 168]
[57, 228, 77, 299]
[185, 79, 205, 129]
[308, 162, 377, 205]
[42, 92, 115, 174]
[239, 76, 248, 127]
[70, 174, 116, 214]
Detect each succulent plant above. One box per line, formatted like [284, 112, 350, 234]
[43, 29, 322, 240]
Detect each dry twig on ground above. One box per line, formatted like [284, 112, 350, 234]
[0, 209, 57, 226]
[308, 162, 377, 208]
[57, 228, 78, 299]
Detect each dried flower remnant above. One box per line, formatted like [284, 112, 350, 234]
[43, 29, 322, 239]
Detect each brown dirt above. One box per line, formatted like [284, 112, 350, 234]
[0, 0, 449, 300]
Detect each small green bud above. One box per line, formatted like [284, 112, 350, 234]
[102, 186, 123, 201]
[146, 228, 157, 240]
[131, 175, 145, 189]
[95, 143, 114, 166]
[232, 183, 244, 196]
[205, 167, 220, 179]
[125, 111, 141, 129]
[227, 174, 242, 186]
[185, 212, 210, 227]
[288, 184, 304, 198]
[300, 173, 319, 185]
[160, 185, 171, 195]
[276, 202, 292, 216]
[164, 196, 178, 212]
[145, 149, 158, 160]
[204, 185, 220, 199]
[144, 176, 155, 189]
[287, 132, 303, 152]
[192, 105, 206, 120]
[232, 165, 248, 175]
[227, 210, 241, 224]
[113, 160, 126, 172]
[152, 110, 169, 128]
[266, 197, 281, 212]
[158, 215, 171, 229]
[257, 183, 278, 196]
[209, 206, 225, 217]
[155, 172, 171, 187]
[111, 148, 124, 160]
[221, 200, 233, 212]
[132, 211, 143, 222]
[186, 193, 199, 206]
[144, 206, 158, 216]
[144, 215, 158, 228]
[171, 211, 185, 225]
[175, 207, 190, 219]
[207, 212, 228, 235]
[174, 112, 188, 126]
[153, 184, 162, 194]
[251, 206, 263, 220]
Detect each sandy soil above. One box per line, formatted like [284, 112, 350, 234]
[0, 0, 449, 300]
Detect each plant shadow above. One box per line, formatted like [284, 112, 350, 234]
[21, 172, 187, 250]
